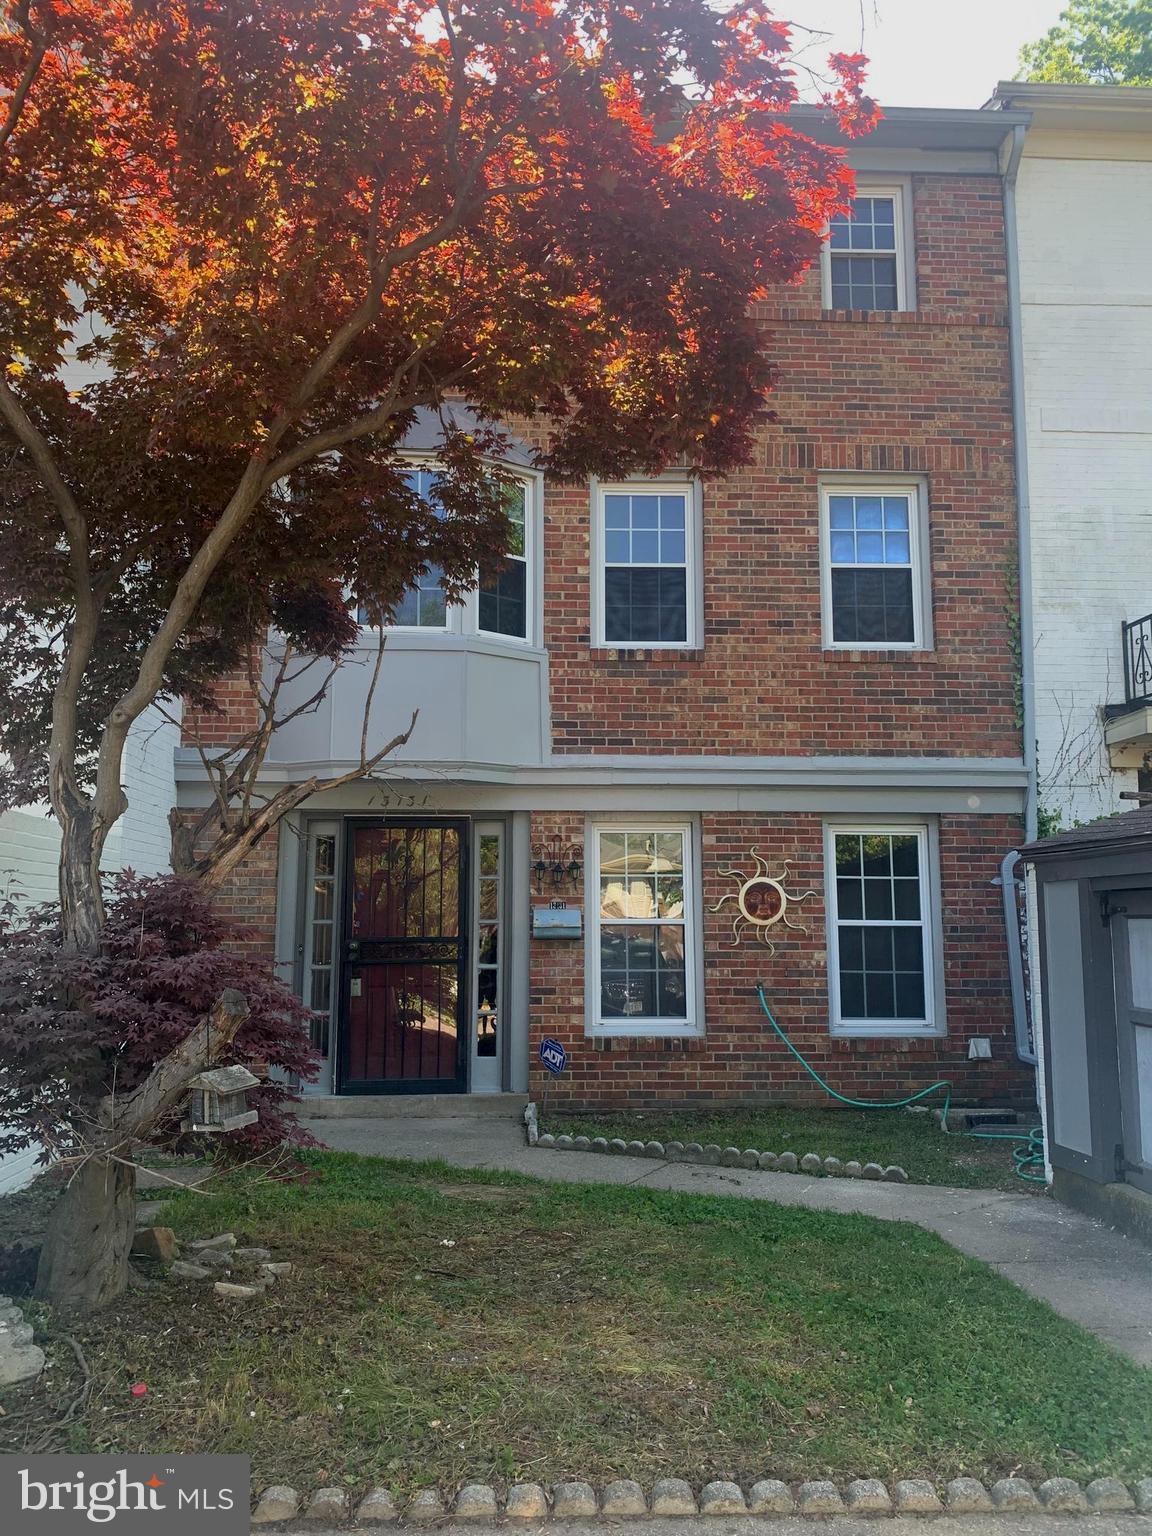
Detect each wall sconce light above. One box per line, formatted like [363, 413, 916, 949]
[531, 835, 583, 894]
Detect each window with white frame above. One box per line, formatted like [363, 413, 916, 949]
[821, 483, 927, 648]
[596, 484, 696, 646]
[589, 823, 699, 1034]
[827, 826, 938, 1035]
[478, 482, 528, 639]
[358, 466, 535, 641]
[822, 188, 909, 312]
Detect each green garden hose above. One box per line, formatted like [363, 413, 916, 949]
[755, 984, 1046, 1183]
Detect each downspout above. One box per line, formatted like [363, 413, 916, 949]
[1002, 120, 1037, 843]
[1000, 119, 1040, 1069]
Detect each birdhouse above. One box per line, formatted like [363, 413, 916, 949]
[181, 1064, 260, 1134]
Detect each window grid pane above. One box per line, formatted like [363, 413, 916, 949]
[398, 469, 448, 627]
[360, 470, 531, 634]
[306, 832, 338, 1057]
[834, 832, 928, 1025]
[602, 491, 689, 644]
[478, 483, 529, 639]
[828, 195, 899, 312]
[830, 196, 897, 253]
[478, 556, 527, 638]
[475, 833, 501, 1059]
[828, 493, 917, 645]
[830, 256, 898, 311]
[597, 828, 689, 1023]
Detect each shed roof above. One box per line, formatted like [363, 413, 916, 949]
[1020, 807, 1152, 862]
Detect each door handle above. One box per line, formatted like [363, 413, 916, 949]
[347, 941, 360, 961]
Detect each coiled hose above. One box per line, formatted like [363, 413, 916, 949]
[756, 985, 1046, 1183]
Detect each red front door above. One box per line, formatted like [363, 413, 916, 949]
[339, 820, 469, 1094]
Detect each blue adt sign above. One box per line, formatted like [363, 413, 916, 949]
[538, 1037, 567, 1076]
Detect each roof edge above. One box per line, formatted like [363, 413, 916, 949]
[790, 102, 1029, 153]
[988, 79, 1152, 116]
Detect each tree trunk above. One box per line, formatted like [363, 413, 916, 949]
[34, 1155, 137, 1314]
[57, 799, 106, 953]
[33, 990, 249, 1313]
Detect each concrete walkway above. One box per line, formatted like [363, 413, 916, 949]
[301, 1114, 1152, 1367]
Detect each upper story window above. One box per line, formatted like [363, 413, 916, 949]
[359, 464, 537, 644]
[822, 186, 911, 312]
[478, 483, 527, 639]
[390, 470, 450, 628]
[594, 483, 699, 648]
[819, 481, 931, 651]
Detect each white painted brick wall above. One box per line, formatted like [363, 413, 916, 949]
[0, 806, 61, 909]
[1017, 150, 1152, 827]
[0, 708, 177, 1193]
[119, 702, 180, 877]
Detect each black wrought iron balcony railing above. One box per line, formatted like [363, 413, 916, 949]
[1123, 612, 1152, 708]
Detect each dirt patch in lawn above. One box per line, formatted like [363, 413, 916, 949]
[429, 1181, 523, 1203]
[2, 1153, 1146, 1496]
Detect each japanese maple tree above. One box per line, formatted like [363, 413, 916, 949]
[0, 0, 873, 1310]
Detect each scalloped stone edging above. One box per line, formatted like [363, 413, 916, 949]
[251, 1473, 1152, 1523]
[523, 1103, 909, 1184]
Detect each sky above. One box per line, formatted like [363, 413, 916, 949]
[783, 0, 1070, 108]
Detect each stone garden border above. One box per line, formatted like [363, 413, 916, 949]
[252, 1474, 1152, 1524]
[523, 1103, 909, 1184]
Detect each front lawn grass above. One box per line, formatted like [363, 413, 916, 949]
[4, 1151, 1148, 1495]
[543, 1107, 1038, 1191]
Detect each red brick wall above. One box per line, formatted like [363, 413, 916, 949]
[174, 171, 1029, 1109]
[172, 811, 280, 957]
[181, 671, 262, 748]
[178, 667, 278, 956]
[209, 829, 280, 955]
[181, 174, 1019, 770]
[528, 809, 1035, 1109]
[546, 172, 1020, 759]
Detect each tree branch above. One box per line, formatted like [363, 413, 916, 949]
[81, 45, 539, 883]
[108, 988, 249, 1142]
[194, 711, 417, 892]
[0, 372, 98, 821]
[262, 341, 470, 487]
[0, 1, 47, 161]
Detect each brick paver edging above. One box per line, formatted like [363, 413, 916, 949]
[252, 1474, 1152, 1524]
[523, 1103, 910, 1183]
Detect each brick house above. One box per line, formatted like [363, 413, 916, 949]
[178, 104, 1037, 1112]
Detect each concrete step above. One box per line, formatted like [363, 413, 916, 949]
[300, 1093, 529, 1120]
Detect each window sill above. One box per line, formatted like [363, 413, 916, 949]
[822, 644, 932, 656]
[830, 1023, 944, 1040]
[587, 1023, 704, 1040]
[353, 629, 547, 661]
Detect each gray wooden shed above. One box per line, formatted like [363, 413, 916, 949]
[1021, 808, 1152, 1243]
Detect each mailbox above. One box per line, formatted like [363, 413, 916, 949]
[531, 905, 583, 940]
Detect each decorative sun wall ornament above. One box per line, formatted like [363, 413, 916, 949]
[709, 849, 819, 953]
